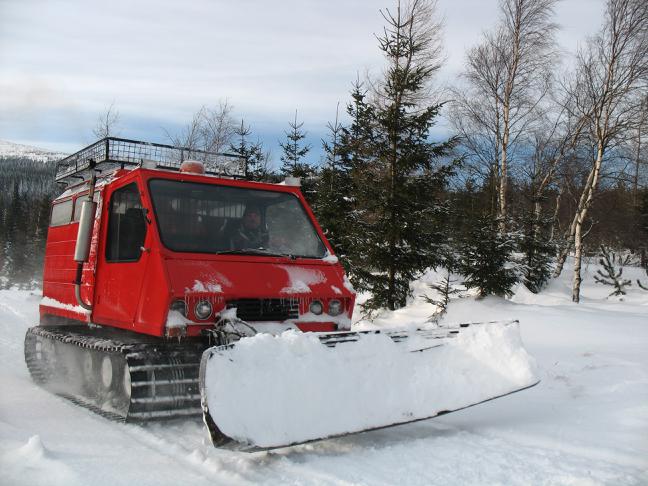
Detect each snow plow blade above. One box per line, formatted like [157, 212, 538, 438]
[199, 320, 539, 451]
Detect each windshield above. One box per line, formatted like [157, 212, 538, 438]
[149, 179, 327, 258]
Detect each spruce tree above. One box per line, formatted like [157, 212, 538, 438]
[518, 209, 555, 293]
[424, 270, 462, 323]
[26, 194, 53, 287]
[348, 1, 456, 311]
[279, 110, 312, 179]
[312, 104, 354, 259]
[638, 189, 648, 268]
[338, 80, 375, 173]
[316, 80, 376, 276]
[459, 215, 518, 298]
[4, 182, 28, 288]
[229, 119, 267, 181]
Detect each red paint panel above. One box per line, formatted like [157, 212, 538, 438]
[92, 174, 151, 331]
[133, 248, 172, 336]
[295, 322, 337, 332]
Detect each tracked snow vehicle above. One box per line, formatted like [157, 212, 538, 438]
[26, 137, 539, 450]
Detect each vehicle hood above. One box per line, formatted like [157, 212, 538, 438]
[164, 257, 353, 300]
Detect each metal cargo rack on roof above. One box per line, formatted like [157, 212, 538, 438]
[55, 137, 246, 184]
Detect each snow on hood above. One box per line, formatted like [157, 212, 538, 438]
[279, 266, 325, 294]
[187, 280, 223, 293]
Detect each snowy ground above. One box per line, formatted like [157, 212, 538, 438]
[1, 260, 647, 485]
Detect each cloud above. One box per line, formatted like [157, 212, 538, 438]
[0, 0, 605, 155]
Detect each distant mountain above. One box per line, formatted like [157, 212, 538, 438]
[0, 140, 67, 163]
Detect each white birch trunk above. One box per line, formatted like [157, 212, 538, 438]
[571, 143, 604, 302]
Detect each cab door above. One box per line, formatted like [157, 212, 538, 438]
[93, 181, 150, 329]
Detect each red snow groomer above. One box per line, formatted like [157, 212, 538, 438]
[26, 137, 539, 451]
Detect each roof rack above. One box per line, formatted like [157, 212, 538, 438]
[55, 137, 246, 183]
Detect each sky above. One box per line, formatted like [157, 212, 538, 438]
[0, 0, 604, 164]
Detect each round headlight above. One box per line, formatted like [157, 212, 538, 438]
[170, 299, 187, 317]
[194, 300, 213, 320]
[328, 299, 343, 316]
[309, 300, 323, 315]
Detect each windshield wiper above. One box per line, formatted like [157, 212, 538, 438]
[216, 248, 297, 259]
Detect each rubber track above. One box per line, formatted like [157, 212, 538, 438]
[25, 326, 206, 421]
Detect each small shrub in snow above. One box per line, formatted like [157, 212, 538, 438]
[594, 245, 632, 297]
[423, 270, 463, 323]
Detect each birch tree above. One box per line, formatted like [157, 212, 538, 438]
[200, 100, 237, 153]
[630, 95, 648, 204]
[167, 106, 204, 150]
[93, 102, 121, 139]
[450, 0, 558, 231]
[562, 0, 648, 302]
[166, 101, 236, 153]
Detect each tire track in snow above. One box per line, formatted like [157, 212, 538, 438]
[241, 420, 647, 486]
[113, 421, 253, 485]
[0, 290, 40, 374]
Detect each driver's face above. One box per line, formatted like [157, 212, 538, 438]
[243, 210, 261, 229]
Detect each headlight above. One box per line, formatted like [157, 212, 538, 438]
[309, 300, 323, 315]
[170, 299, 187, 317]
[194, 300, 213, 320]
[328, 299, 343, 316]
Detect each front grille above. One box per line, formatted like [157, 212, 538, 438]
[226, 298, 299, 322]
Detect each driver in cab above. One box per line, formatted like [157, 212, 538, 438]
[229, 205, 269, 250]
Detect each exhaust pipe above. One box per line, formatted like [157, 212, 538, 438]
[73, 173, 97, 311]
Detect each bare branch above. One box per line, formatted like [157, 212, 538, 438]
[93, 101, 121, 139]
[165, 100, 236, 154]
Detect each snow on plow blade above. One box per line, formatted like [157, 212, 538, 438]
[199, 320, 539, 450]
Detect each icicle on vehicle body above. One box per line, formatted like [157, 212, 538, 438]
[25, 137, 538, 449]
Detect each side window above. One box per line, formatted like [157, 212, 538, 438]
[106, 183, 147, 262]
[50, 199, 73, 226]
